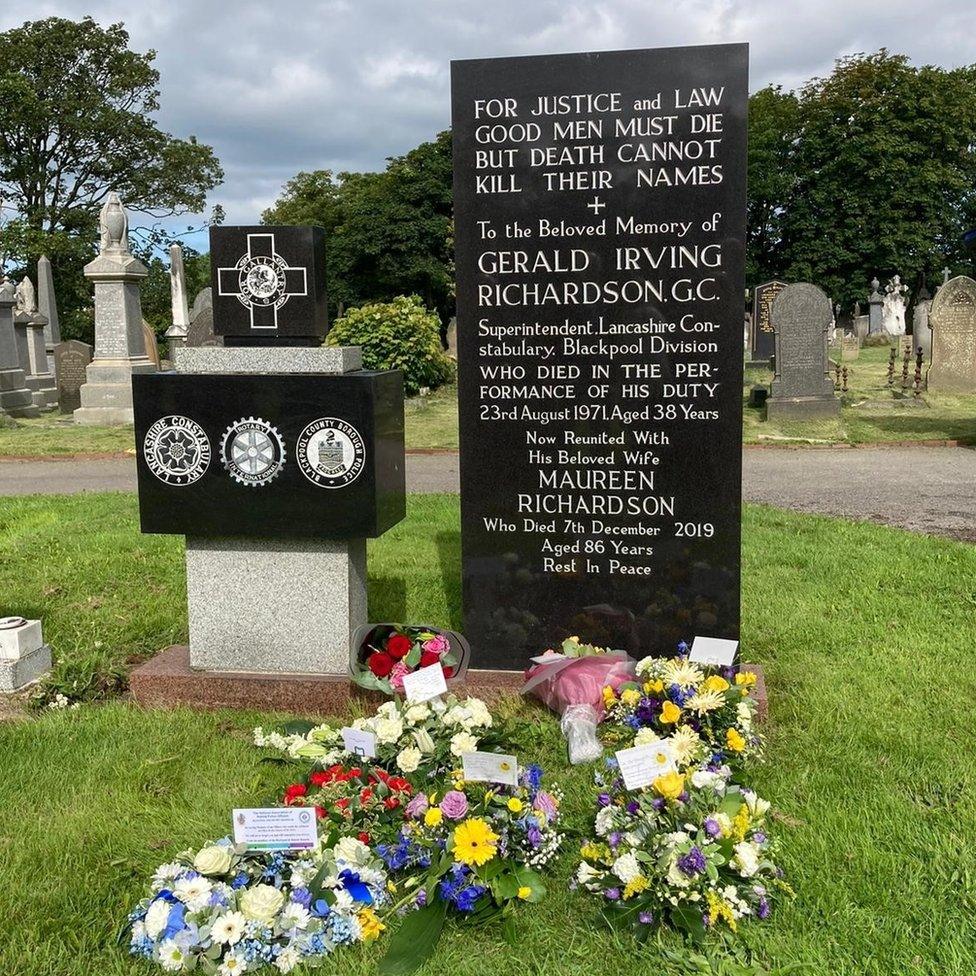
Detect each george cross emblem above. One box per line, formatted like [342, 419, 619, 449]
[216, 232, 308, 330]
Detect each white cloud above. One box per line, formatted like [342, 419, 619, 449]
[2, 0, 974, 227]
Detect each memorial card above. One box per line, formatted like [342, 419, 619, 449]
[232, 808, 318, 851]
[688, 635, 738, 667]
[401, 663, 449, 703]
[462, 751, 520, 786]
[615, 740, 678, 791]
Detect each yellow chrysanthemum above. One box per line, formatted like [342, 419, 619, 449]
[685, 689, 724, 715]
[735, 671, 757, 688]
[670, 725, 703, 767]
[623, 875, 649, 900]
[662, 659, 704, 689]
[453, 817, 499, 867]
[702, 675, 730, 693]
[602, 686, 617, 706]
[659, 701, 682, 724]
[517, 886, 532, 900]
[620, 687, 641, 706]
[652, 771, 685, 800]
[424, 807, 443, 828]
[357, 908, 386, 941]
[507, 797, 524, 813]
[726, 727, 746, 753]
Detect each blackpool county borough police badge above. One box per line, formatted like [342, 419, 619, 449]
[143, 415, 211, 485]
[221, 417, 286, 487]
[296, 418, 365, 489]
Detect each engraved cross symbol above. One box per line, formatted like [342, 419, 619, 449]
[587, 196, 606, 215]
[216, 232, 307, 330]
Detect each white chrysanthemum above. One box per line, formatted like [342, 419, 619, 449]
[635, 656, 667, 679]
[611, 851, 642, 884]
[396, 746, 422, 773]
[405, 702, 430, 724]
[594, 805, 616, 837]
[332, 889, 355, 913]
[450, 731, 478, 756]
[280, 902, 311, 931]
[662, 659, 704, 688]
[275, 946, 301, 973]
[732, 841, 760, 877]
[211, 910, 246, 945]
[144, 899, 172, 940]
[684, 689, 724, 715]
[173, 875, 213, 912]
[670, 726, 703, 766]
[131, 920, 147, 941]
[373, 716, 404, 745]
[152, 862, 185, 885]
[334, 836, 371, 866]
[359, 865, 387, 889]
[157, 939, 186, 972]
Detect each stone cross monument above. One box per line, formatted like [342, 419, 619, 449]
[74, 192, 156, 425]
[0, 278, 40, 418]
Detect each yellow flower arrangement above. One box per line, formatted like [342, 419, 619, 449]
[705, 890, 738, 932]
[659, 701, 681, 724]
[452, 817, 500, 867]
[726, 727, 746, 753]
[652, 771, 685, 800]
[623, 875, 649, 899]
[507, 797, 524, 813]
[702, 674, 729, 693]
[357, 908, 386, 941]
[732, 803, 750, 842]
[735, 671, 757, 688]
[643, 678, 665, 694]
[424, 807, 443, 828]
[620, 687, 642, 706]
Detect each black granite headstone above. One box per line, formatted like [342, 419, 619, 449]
[452, 45, 748, 669]
[131, 371, 404, 539]
[751, 280, 786, 363]
[210, 226, 328, 346]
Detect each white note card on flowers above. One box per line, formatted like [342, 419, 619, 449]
[232, 808, 318, 851]
[689, 635, 738, 667]
[615, 741, 677, 791]
[462, 751, 520, 786]
[341, 727, 377, 758]
[401, 662, 448, 702]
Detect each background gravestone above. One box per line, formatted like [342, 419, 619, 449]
[913, 285, 933, 360]
[142, 321, 161, 368]
[185, 288, 222, 348]
[453, 44, 748, 668]
[766, 283, 840, 420]
[54, 340, 93, 414]
[751, 280, 786, 363]
[927, 275, 976, 393]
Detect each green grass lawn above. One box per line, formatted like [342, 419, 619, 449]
[7, 347, 975, 459]
[2, 494, 976, 974]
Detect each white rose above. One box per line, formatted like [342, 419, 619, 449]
[193, 845, 233, 876]
[374, 716, 404, 745]
[144, 898, 172, 940]
[450, 731, 478, 756]
[412, 728, 435, 754]
[732, 841, 760, 877]
[396, 746, 422, 773]
[691, 769, 722, 791]
[405, 703, 430, 724]
[334, 836, 370, 866]
[611, 851, 641, 884]
[239, 884, 286, 923]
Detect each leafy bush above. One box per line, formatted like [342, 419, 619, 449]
[326, 295, 454, 396]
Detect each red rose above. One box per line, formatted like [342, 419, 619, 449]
[387, 777, 411, 793]
[384, 796, 401, 810]
[360, 788, 373, 804]
[442, 666, 455, 679]
[386, 634, 413, 659]
[309, 771, 329, 787]
[420, 650, 440, 668]
[283, 783, 307, 805]
[358, 831, 371, 844]
[367, 652, 395, 677]
[315, 806, 326, 819]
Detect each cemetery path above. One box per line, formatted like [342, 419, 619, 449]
[2, 447, 975, 541]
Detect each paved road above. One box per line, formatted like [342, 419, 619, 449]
[2, 447, 976, 540]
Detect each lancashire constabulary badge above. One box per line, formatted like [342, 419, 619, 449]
[143, 415, 211, 485]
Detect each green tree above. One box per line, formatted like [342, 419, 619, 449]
[746, 85, 799, 287]
[263, 131, 454, 324]
[0, 16, 222, 335]
[780, 51, 976, 307]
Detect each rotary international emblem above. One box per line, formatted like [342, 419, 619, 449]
[221, 417, 286, 487]
[296, 418, 365, 489]
[143, 415, 211, 485]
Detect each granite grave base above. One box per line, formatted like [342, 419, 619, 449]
[766, 397, 841, 421]
[130, 644, 768, 721]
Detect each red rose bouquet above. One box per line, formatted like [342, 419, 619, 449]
[350, 624, 470, 696]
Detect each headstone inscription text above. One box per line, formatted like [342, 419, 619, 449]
[751, 280, 785, 362]
[452, 45, 748, 669]
[927, 276, 976, 394]
[54, 340, 93, 413]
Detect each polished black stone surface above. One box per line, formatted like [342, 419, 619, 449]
[132, 371, 404, 539]
[452, 45, 748, 669]
[751, 280, 786, 362]
[209, 226, 328, 344]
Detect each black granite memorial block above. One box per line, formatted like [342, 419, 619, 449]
[209, 226, 328, 345]
[132, 371, 404, 539]
[751, 281, 786, 363]
[452, 45, 748, 670]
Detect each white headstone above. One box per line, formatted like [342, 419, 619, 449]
[882, 275, 908, 337]
[167, 243, 190, 338]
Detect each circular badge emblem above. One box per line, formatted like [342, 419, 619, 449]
[221, 417, 286, 487]
[297, 418, 365, 489]
[236, 254, 287, 308]
[143, 415, 211, 485]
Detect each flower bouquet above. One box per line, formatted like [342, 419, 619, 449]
[602, 652, 761, 770]
[575, 761, 788, 940]
[350, 623, 470, 695]
[522, 636, 636, 764]
[375, 763, 564, 973]
[125, 836, 389, 974]
[255, 695, 504, 779]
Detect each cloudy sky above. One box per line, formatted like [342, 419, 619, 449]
[2, 0, 974, 246]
